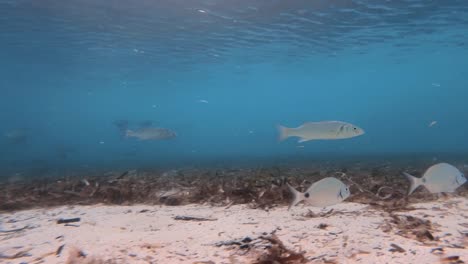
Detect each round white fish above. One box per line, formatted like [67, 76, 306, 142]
[404, 163, 467, 195]
[286, 177, 351, 209]
[277, 121, 364, 143]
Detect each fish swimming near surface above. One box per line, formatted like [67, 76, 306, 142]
[286, 177, 351, 210]
[404, 163, 467, 195]
[277, 121, 365, 143]
[125, 127, 176, 141]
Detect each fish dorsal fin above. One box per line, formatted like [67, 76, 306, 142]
[139, 120, 154, 128]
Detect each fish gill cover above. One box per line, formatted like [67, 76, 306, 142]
[0, 0, 467, 207]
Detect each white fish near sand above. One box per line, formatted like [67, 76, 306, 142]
[125, 127, 176, 141]
[404, 163, 467, 195]
[277, 121, 365, 143]
[286, 177, 351, 210]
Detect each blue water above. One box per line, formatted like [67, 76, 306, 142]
[1, 0, 468, 176]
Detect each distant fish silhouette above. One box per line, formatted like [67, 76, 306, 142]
[56, 145, 77, 159]
[4, 129, 28, 144]
[125, 127, 176, 141]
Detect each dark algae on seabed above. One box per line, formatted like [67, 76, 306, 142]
[1, 160, 467, 212]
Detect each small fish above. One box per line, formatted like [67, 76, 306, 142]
[404, 163, 467, 195]
[125, 127, 176, 141]
[277, 121, 364, 143]
[197, 99, 209, 104]
[428, 121, 437, 127]
[4, 129, 28, 144]
[286, 177, 351, 210]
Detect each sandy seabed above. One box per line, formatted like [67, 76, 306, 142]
[1, 198, 467, 264]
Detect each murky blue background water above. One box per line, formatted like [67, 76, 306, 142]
[1, 0, 468, 176]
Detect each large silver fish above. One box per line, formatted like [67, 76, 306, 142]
[277, 121, 364, 143]
[125, 127, 176, 141]
[404, 163, 467, 195]
[286, 177, 351, 210]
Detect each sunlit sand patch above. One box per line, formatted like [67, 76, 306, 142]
[1, 198, 467, 264]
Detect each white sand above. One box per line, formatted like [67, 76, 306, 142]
[1, 197, 467, 264]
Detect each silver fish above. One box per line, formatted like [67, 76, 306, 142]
[277, 121, 364, 143]
[404, 163, 467, 195]
[125, 127, 176, 141]
[287, 177, 351, 210]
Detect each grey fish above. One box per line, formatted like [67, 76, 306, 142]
[404, 163, 467, 195]
[4, 129, 28, 144]
[277, 121, 364, 143]
[287, 177, 351, 210]
[125, 127, 176, 141]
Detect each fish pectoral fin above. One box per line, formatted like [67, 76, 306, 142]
[338, 190, 343, 200]
[336, 125, 345, 137]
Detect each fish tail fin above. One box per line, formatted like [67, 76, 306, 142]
[403, 172, 422, 195]
[277, 124, 291, 141]
[286, 182, 304, 210]
[125, 129, 133, 138]
[113, 119, 129, 138]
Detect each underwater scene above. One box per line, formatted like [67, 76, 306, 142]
[1, 0, 468, 263]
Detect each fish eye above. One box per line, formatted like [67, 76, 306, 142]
[353, 127, 357, 130]
[304, 192, 310, 198]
